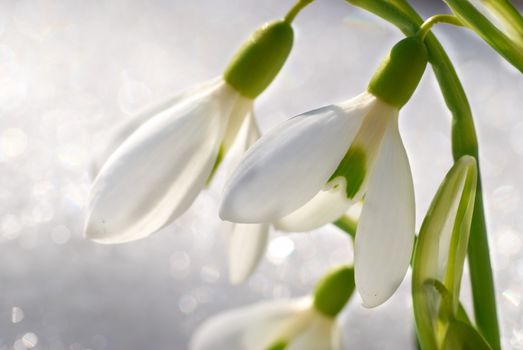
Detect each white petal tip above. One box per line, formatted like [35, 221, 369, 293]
[359, 293, 389, 309]
[356, 276, 407, 308]
[228, 262, 251, 285]
[83, 218, 148, 245]
[227, 223, 269, 284]
[83, 228, 123, 245]
[274, 180, 354, 232]
[218, 196, 242, 222]
[356, 274, 406, 308]
[218, 205, 232, 222]
[218, 203, 258, 224]
[228, 272, 247, 285]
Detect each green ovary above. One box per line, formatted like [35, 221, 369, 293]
[313, 266, 355, 317]
[329, 146, 367, 199]
[266, 340, 287, 350]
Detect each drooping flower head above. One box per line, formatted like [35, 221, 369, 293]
[220, 36, 428, 307]
[190, 266, 355, 350]
[84, 17, 296, 244]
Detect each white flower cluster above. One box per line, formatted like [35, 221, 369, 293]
[82, 0, 505, 347]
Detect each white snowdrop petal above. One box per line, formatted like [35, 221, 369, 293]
[85, 82, 240, 244]
[331, 322, 343, 350]
[229, 223, 270, 284]
[223, 116, 268, 284]
[274, 178, 354, 232]
[246, 114, 262, 146]
[245, 298, 311, 350]
[89, 78, 223, 179]
[287, 312, 337, 350]
[221, 94, 376, 223]
[224, 112, 260, 172]
[208, 112, 259, 191]
[221, 96, 255, 154]
[355, 114, 415, 308]
[190, 298, 309, 350]
[189, 304, 261, 350]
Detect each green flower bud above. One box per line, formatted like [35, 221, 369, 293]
[266, 340, 287, 350]
[368, 36, 428, 108]
[224, 20, 294, 98]
[443, 319, 492, 350]
[313, 266, 355, 318]
[412, 156, 478, 349]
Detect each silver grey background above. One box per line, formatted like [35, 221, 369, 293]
[0, 0, 521, 349]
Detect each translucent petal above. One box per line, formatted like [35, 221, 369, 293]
[85, 82, 240, 244]
[205, 100, 254, 186]
[229, 223, 270, 284]
[89, 78, 223, 179]
[275, 96, 393, 232]
[287, 311, 338, 350]
[220, 112, 260, 179]
[189, 298, 310, 350]
[221, 97, 255, 154]
[354, 113, 416, 308]
[220, 93, 376, 224]
[223, 115, 267, 284]
[274, 178, 355, 232]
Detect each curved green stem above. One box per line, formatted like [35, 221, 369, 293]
[284, 0, 315, 23]
[418, 14, 464, 40]
[313, 265, 355, 317]
[344, 1, 500, 348]
[445, 0, 523, 72]
[334, 215, 357, 239]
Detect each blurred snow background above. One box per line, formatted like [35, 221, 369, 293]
[0, 0, 522, 349]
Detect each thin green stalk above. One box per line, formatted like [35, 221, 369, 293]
[445, 0, 523, 72]
[344, 0, 500, 348]
[418, 14, 464, 40]
[284, 0, 315, 23]
[334, 215, 357, 239]
[395, 4, 500, 347]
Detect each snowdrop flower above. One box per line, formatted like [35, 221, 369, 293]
[221, 36, 428, 307]
[84, 17, 297, 244]
[411, 156, 487, 349]
[191, 266, 354, 350]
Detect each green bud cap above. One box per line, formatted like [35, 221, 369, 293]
[313, 266, 355, 318]
[224, 20, 294, 98]
[368, 36, 428, 108]
[266, 340, 287, 350]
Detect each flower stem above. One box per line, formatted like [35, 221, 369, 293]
[417, 14, 463, 40]
[344, 0, 500, 348]
[313, 265, 355, 317]
[284, 0, 315, 23]
[445, 0, 523, 72]
[334, 215, 357, 239]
